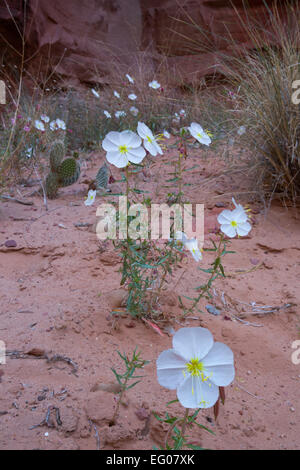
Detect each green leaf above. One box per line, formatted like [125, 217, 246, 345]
[166, 177, 179, 182]
[186, 444, 205, 450]
[166, 399, 179, 406]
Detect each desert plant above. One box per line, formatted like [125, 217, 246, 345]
[45, 139, 80, 199]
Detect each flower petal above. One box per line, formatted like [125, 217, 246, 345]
[128, 146, 146, 164]
[137, 122, 154, 141]
[236, 221, 251, 236]
[217, 210, 234, 224]
[126, 132, 142, 148]
[144, 139, 158, 156]
[156, 349, 186, 390]
[177, 375, 219, 409]
[106, 151, 128, 168]
[103, 131, 121, 148]
[172, 327, 214, 362]
[202, 342, 235, 386]
[220, 223, 237, 238]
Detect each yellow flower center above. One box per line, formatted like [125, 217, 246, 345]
[197, 132, 203, 139]
[231, 220, 238, 227]
[119, 145, 128, 154]
[184, 357, 212, 406]
[185, 358, 205, 378]
[147, 136, 153, 143]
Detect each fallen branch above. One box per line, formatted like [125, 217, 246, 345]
[89, 420, 101, 450]
[6, 350, 78, 375]
[30, 406, 62, 430]
[0, 194, 34, 206]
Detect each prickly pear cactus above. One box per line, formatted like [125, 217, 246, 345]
[46, 140, 81, 198]
[49, 140, 65, 172]
[58, 158, 81, 187]
[95, 163, 109, 190]
[45, 172, 59, 199]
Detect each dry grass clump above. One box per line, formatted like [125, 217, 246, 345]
[220, 2, 300, 203]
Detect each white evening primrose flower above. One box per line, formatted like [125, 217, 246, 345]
[84, 189, 97, 206]
[148, 80, 161, 90]
[174, 231, 202, 262]
[115, 110, 126, 119]
[128, 93, 137, 101]
[25, 147, 34, 159]
[137, 122, 163, 156]
[91, 88, 100, 98]
[103, 110, 111, 118]
[163, 130, 170, 139]
[56, 118, 66, 130]
[157, 327, 235, 409]
[237, 125, 246, 136]
[114, 90, 120, 99]
[34, 120, 45, 131]
[102, 130, 146, 168]
[217, 202, 251, 238]
[50, 118, 66, 131]
[130, 106, 139, 116]
[40, 114, 50, 123]
[188, 122, 211, 146]
[126, 74, 134, 84]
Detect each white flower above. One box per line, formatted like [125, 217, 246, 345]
[56, 118, 66, 130]
[50, 118, 66, 131]
[40, 114, 50, 123]
[130, 106, 139, 116]
[188, 122, 211, 146]
[163, 130, 170, 139]
[157, 327, 235, 409]
[115, 110, 126, 119]
[103, 110, 111, 118]
[128, 93, 137, 101]
[137, 122, 163, 156]
[34, 120, 45, 131]
[114, 90, 120, 99]
[126, 74, 134, 84]
[237, 125, 246, 136]
[217, 200, 251, 238]
[148, 80, 161, 90]
[91, 88, 100, 98]
[174, 231, 202, 262]
[84, 189, 97, 206]
[25, 147, 34, 158]
[172, 113, 180, 125]
[102, 130, 146, 168]
[179, 109, 186, 117]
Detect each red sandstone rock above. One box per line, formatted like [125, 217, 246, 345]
[0, 1, 291, 86]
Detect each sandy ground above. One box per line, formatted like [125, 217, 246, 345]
[0, 140, 299, 450]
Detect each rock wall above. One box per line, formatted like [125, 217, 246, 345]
[0, 0, 292, 86]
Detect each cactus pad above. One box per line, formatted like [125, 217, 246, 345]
[45, 172, 59, 199]
[58, 158, 81, 187]
[50, 140, 65, 172]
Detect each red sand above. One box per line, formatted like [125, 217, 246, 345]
[0, 142, 299, 450]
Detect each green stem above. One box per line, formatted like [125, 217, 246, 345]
[181, 407, 190, 439]
[188, 233, 224, 313]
